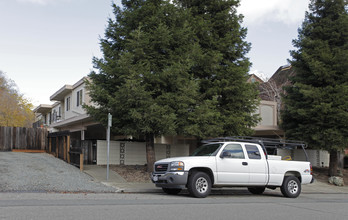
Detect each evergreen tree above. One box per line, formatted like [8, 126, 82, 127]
[282, 0, 348, 176]
[178, 0, 260, 136]
[85, 0, 202, 171]
[86, 0, 260, 171]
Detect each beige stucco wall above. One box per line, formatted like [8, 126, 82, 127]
[61, 81, 91, 120]
[97, 141, 190, 165]
[97, 140, 120, 165]
[276, 148, 329, 167]
[255, 100, 277, 127]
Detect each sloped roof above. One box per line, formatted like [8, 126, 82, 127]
[248, 74, 264, 83]
[269, 65, 295, 87]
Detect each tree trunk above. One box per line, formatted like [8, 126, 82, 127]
[329, 149, 338, 176]
[145, 133, 156, 172]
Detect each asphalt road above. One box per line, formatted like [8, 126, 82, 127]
[1, 192, 347, 220]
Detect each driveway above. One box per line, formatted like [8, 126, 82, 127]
[0, 152, 115, 193]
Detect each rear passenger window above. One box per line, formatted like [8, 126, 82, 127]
[246, 145, 261, 159]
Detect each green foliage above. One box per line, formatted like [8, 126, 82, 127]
[282, 0, 348, 151]
[85, 0, 259, 140]
[178, 0, 260, 136]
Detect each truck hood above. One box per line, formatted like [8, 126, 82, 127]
[155, 156, 212, 163]
[155, 156, 216, 172]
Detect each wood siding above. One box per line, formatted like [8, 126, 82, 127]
[0, 127, 48, 151]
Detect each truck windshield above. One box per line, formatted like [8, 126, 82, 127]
[191, 143, 223, 156]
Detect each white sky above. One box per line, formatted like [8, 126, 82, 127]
[0, 0, 309, 107]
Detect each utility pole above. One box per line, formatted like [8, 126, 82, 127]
[106, 113, 112, 181]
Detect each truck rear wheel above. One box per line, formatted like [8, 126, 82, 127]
[248, 187, 265, 195]
[187, 171, 211, 198]
[281, 176, 301, 198]
[162, 188, 182, 195]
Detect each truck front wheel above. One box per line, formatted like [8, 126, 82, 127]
[187, 171, 211, 198]
[281, 176, 301, 198]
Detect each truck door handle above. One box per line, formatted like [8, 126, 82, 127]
[242, 162, 248, 166]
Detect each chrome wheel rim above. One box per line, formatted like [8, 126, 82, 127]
[288, 180, 298, 194]
[195, 177, 208, 193]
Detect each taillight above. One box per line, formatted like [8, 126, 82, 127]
[310, 164, 313, 175]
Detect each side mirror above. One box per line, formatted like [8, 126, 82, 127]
[220, 151, 231, 158]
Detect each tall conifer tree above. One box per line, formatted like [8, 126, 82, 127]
[86, 0, 202, 171]
[178, 0, 260, 136]
[86, 0, 259, 171]
[282, 0, 348, 176]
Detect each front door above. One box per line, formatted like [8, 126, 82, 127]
[216, 144, 249, 184]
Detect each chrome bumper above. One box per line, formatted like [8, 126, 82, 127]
[151, 171, 188, 188]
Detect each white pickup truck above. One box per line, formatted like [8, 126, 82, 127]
[151, 137, 314, 198]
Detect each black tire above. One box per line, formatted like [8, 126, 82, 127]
[248, 187, 266, 195]
[162, 188, 182, 195]
[187, 171, 212, 198]
[281, 176, 301, 198]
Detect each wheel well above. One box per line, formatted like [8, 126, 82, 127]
[284, 171, 302, 183]
[188, 167, 215, 184]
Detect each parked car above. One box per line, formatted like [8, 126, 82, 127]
[151, 137, 314, 198]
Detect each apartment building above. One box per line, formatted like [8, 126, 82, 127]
[33, 75, 286, 166]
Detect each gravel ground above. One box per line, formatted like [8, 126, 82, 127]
[111, 165, 151, 183]
[0, 152, 116, 193]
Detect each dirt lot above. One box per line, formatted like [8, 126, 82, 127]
[111, 165, 348, 185]
[111, 165, 151, 183]
[312, 167, 348, 184]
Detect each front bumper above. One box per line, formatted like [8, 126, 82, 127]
[151, 171, 188, 189]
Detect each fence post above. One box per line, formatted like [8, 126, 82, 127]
[56, 137, 58, 157]
[63, 136, 67, 161]
[67, 135, 70, 163]
[80, 153, 84, 171]
[49, 137, 52, 153]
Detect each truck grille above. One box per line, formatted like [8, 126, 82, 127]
[155, 163, 168, 172]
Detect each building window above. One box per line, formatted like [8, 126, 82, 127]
[52, 110, 57, 122]
[77, 90, 83, 107]
[58, 107, 61, 120]
[66, 97, 71, 111]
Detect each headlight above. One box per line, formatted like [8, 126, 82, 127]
[170, 161, 184, 171]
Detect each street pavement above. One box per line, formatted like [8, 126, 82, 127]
[1, 192, 348, 220]
[83, 165, 348, 195]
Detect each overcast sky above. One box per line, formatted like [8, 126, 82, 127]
[0, 0, 310, 107]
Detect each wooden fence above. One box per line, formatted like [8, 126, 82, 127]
[0, 126, 48, 151]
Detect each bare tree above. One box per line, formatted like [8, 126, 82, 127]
[259, 77, 290, 123]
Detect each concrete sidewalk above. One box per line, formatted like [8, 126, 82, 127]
[83, 165, 161, 193]
[83, 165, 348, 194]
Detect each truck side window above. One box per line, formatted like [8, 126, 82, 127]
[246, 145, 261, 159]
[221, 144, 245, 159]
